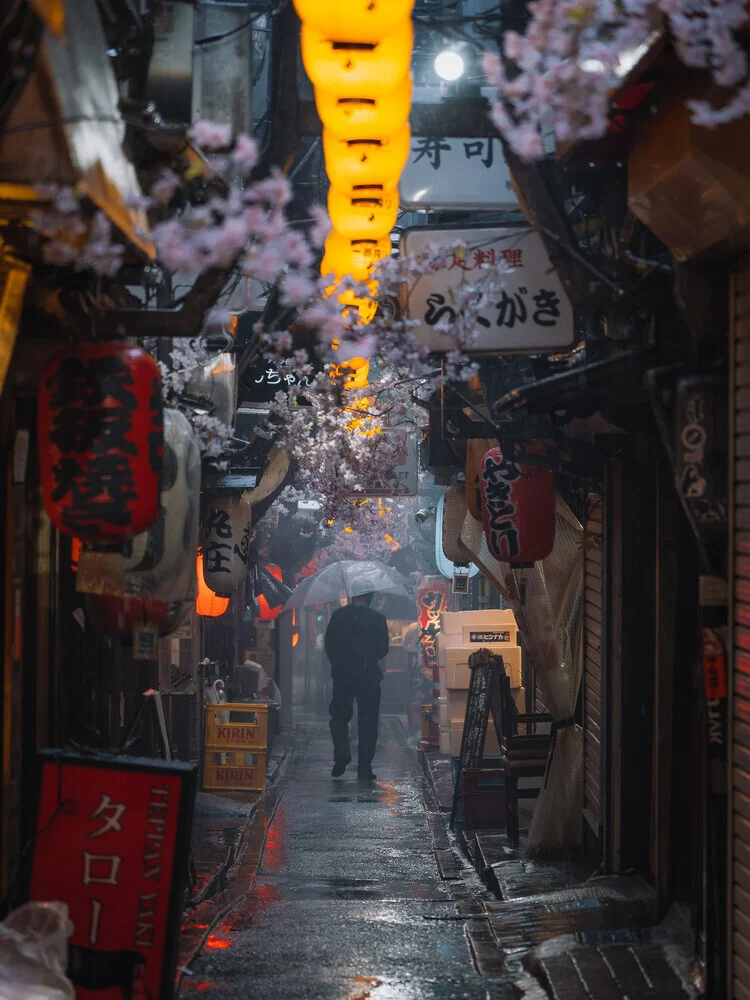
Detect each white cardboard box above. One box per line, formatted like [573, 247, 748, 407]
[442, 645, 522, 690]
[440, 609, 517, 639]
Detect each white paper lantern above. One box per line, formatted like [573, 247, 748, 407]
[202, 494, 252, 597]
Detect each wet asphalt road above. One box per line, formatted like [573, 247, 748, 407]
[182, 716, 514, 1000]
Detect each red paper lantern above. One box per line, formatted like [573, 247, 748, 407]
[85, 594, 191, 642]
[480, 446, 556, 564]
[258, 563, 283, 621]
[196, 554, 230, 618]
[38, 341, 164, 542]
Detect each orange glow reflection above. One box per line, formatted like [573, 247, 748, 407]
[204, 934, 231, 951]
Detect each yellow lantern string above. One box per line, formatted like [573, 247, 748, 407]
[294, 0, 412, 332]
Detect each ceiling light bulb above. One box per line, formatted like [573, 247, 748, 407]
[434, 49, 465, 82]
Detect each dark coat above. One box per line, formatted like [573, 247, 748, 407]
[324, 603, 390, 680]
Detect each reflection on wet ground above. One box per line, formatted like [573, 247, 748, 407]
[181, 716, 517, 999]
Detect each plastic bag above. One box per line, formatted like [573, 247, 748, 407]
[0, 902, 75, 999]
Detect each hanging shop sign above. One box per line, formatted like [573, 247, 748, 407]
[674, 375, 728, 573]
[480, 445, 556, 564]
[77, 409, 201, 602]
[435, 493, 479, 580]
[30, 751, 196, 1000]
[202, 494, 252, 596]
[417, 576, 450, 683]
[400, 226, 574, 354]
[344, 428, 418, 497]
[38, 341, 164, 542]
[196, 554, 230, 617]
[399, 136, 518, 211]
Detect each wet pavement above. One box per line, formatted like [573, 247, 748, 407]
[179, 715, 515, 1000]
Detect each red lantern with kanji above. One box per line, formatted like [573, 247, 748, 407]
[85, 594, 191, 642]
[480, 446, 555, 564]
[258, 563, 283, 621]
[38, 341, 164, 542]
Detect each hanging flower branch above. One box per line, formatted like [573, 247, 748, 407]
[483, 0, 750, 159]
[26, 121, 527, 511]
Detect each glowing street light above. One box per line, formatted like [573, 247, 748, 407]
[434, 48, 464, 82]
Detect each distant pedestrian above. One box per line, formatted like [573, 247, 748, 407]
[324, 591, 389, 780]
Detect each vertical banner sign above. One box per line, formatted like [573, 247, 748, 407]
[30, 752, 196, 1000]
[417, 577, 450, 743]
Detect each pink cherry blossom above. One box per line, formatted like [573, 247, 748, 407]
[280, 273, 316, 307]
[309, 205, 332, 246]
[189, 120, 232, 150]
[232, 133, 258, 172]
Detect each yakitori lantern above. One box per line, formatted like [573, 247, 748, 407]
[258, 563, 284, 621]
[301, 23, 413, 97]
[465, 439, 498, 522]
[294, 0, 413, 42]
[196, 554, 230, 617]
[201, 494, 252, 597]
[328, 186, 399, 240]
[315, 76, 412, 140]
[480, 446, 556, 564]
[38, 341, 163, 542]
[323, 127, 411, 191]
[322, 233, 391, 283]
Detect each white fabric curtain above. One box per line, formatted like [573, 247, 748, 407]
[498, 497, 585, 854]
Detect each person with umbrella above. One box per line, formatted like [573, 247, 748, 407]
[324, 590, 390, 780]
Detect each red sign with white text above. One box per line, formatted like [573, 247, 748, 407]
[417, 577, 450, 682]
[31, 753, 195, 1000]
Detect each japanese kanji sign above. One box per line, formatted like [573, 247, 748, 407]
[401, 226, 575, 354]
[31, 751, 196, 1000]
[399, 137, 518, 211]
[417, 578, 450, 683]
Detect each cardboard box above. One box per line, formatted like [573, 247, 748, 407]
[440, 609, 516, 639]
[438, 696, 449, 727]
[442, 645, 522, 690]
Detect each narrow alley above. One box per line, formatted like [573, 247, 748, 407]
[181, 717, 510, 1000]
[179, 717, 698, 1000]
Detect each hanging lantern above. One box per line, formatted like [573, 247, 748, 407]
[480, 446, 556, 564]
[294, 0, 414, 42]
[201, 494, 252, 597]
[38, 341, 164, 542]
[323, 127, 411, 191]
[84, 594, 192, 642]
[322, 232, 391, 283]
[76, 409, 201, 601]
[301, 24, 413, 97]
[435, 493, 479, 580]
[258, 563, 284, 621]
[315, 77, 412, 140]
[465, 439, 498, 522]
[196, 554, 230, 617]
[331, 356, 369, 389]
[328, 186, 399, 240]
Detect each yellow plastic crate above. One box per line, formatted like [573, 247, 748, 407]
[203, 750, 267, 791]
[205, 703, 268, 750]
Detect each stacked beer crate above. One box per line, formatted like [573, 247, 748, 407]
[437, 610, 525, 757]
[203, 703, 269, 792]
